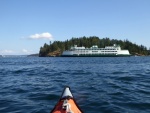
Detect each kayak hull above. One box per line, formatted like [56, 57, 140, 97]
[50, 86, 83, 113]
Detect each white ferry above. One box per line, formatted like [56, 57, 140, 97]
[61, 44, 131, 57]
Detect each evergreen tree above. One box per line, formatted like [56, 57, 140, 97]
[39, 36, 150, 57]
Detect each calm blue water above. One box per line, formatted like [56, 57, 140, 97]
[0, 56, 150, 113]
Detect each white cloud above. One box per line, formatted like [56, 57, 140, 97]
[0, 49, 34, 55]
[1, 50, 15, 54]
[22, 49, 33, 54]
[2, 50, 15, 54]
[28, 32, 53, 40]
[22, 49, 28, 53]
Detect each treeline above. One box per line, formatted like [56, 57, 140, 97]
[39, 36, 150, 57]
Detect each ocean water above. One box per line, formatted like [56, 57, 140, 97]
[0, 56, 150, 113]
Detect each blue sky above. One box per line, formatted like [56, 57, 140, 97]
[0, 0, 150, 55]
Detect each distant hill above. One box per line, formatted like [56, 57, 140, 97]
[39, 36, 150, 57]
[27, 53, 39, 57]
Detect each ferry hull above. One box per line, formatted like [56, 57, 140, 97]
[61, 54, 131, 57]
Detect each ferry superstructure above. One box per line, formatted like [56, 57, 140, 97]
[61, 44, 131, 57]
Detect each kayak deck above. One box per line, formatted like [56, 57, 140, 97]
[50, 86, 83, 113]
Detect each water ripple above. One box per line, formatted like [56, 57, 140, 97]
[0, 57, 150, 113]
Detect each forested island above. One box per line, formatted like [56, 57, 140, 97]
[39, 36, 150, 57]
